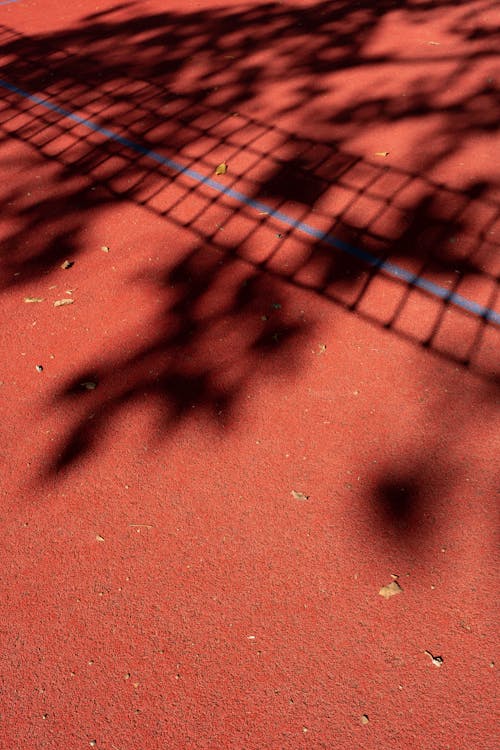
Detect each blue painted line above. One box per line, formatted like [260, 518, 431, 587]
[1, 76, 499, 327]
[0, 0, 21, 6]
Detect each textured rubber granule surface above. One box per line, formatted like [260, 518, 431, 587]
[0, 1, 498, 748]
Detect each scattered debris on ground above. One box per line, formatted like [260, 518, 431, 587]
[379, 580, 403, 598]
[80, 381, 97, 390]
[291, 490, 309, 501]
[424, 650, 444, 667]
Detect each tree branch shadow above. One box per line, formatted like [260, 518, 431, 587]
[0, 0, 498, 540]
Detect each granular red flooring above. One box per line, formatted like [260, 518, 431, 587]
[0, 1, 498, 748]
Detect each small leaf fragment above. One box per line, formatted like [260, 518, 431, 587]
[81, 381, 97, 390]
[318, 344, 327, 354]
[54, 298, 74, 307]
[374, 151, 389, 157]
[424, 650, 443, 667]
[96, 535, 105, 542]
[24, 296, 44, 303]
[379, 580, 403, 598]
[215, 162, 227, 175]
[360, 714, 369, 725]
[101, 245, 110, 253]
[61, 260, 74, 269]
[292, 490, 310, 501]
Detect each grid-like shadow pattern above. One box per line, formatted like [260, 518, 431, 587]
[0, 7, 499, 469]
[1, 20, 498, 371]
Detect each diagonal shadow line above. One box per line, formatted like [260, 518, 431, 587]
[1, 75, 499, 328]
[1, 115, 497, 388]
[0, 0, 497, 490]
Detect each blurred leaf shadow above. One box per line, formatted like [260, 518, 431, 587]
[0, 0, 498, 534]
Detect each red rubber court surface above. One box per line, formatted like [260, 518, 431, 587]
[0, 1, 499, 748]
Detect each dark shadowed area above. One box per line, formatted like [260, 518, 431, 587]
[0, 0, 498, 534]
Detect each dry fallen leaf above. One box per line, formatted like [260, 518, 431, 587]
[424, 650, 443, 667]
[318, 344, 327, 354]
[81, 381, 97, 390]
[360, 715, 369, 725]
[61, 260, 74, 269]
[215, 162, 227, 175]
[101, 245, 110, 253]
[24, 297, 44, 303]
[374, 151, 389, 157]
[54, 298, 74, 307]
[292, 490, 310, 501]
[379, 580, 403, 598]
[96, 535, 105, 542]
